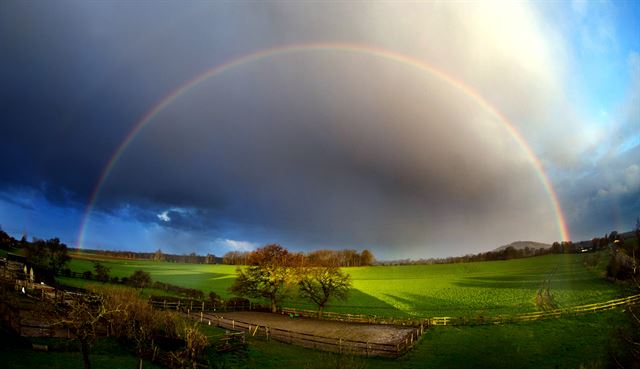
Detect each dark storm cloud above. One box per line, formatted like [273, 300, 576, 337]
[559, 145, 640, 238]
[95, 53, 559, 257]
[3, 1, 634, 258]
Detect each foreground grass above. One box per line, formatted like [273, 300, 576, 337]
[201, 308, 632, 369]
[0, 336, 163, 369]
[65, 252, 624, 317]
[1, 305, 634, 368]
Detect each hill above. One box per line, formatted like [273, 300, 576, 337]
[493, 241, 551, 252]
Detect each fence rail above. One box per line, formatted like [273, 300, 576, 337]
[282, 293, 640, 327]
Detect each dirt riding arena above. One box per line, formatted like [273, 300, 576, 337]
[197, 311, 423, 357]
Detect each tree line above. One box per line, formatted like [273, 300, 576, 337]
[379, 245, 554, 265]
[222, 248, 375, 267]
[74, 248, 218, 264]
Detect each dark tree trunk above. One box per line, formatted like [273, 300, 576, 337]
[81, 340, 91, 369]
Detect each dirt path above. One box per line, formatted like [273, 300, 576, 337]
[210, 311, 415, 344]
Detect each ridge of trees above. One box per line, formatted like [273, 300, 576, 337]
[223, 248, 375, 267]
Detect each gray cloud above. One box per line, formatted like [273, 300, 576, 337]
[96, 51, 560, 258]
[2, 1, 636, 258]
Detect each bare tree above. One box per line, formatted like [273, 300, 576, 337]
[298, 266, 351, 317]
[56, 293, 123, 369]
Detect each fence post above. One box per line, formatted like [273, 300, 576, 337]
[232, 320, 235, 329]
[190, 300, 193, 311]
[164, 300, 166, 310]
[200, 311, 203, 323]
[339, 338, 342, 353]
[202, 301, 205, 312]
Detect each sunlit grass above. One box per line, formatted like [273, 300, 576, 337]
[65, 252, 622, 317]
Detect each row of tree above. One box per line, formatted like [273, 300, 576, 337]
[75, 249, 218, 264]
[222, 248, 375, 267]
[379, 245, 553, 265]
[230, 244, 352, 316]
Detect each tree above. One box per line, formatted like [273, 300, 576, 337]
[56, 292, 122, 369]
[25, 237, 70, 275]
[230, 244, 293, 312]
[93, 262, 110, 283]
[128, 270, 152, 292]
[153, 249, 164, 261]
[298, 266, 351, 317]
[360, 249, 375, 266]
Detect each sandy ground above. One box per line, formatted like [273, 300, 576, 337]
[211, 311, 415, 344]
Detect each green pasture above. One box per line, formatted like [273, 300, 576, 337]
[66, 257, 239, 295]
[2, 309, 633, 369]
[0, 337, 163, 369]
[332, 253, 622, 317]
[199, 308, 633, 369]
[64, 253, 624, 317]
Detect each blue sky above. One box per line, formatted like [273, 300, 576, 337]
[0, 1, 638, 259]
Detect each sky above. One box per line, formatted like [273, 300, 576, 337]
[0, 1, 638, 260]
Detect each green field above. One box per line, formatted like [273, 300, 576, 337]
[64, 253, 624, 318]
[195, 309, 635, 369]
[4, 309, 632, 369]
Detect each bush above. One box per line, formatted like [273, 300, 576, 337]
[81, 270, 93, 280]
[226, 297, 250, 308]
[208, 291, 221, 304]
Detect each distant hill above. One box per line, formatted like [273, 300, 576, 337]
[493, 241, 551, 252]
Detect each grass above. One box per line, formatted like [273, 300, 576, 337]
[65, 252, 625, 318]
[9, 250, 637, 368]
[0, 336, 163, 369]
[66, 257, 239, 296]
[330, 253, 623, 317]
[2, 306, 630, 369]
[198, 308, 632, 369]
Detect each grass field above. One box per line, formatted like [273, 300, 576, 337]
[64, 252, 625, 318]
[197, 308, 633, 369]
[2, 309, 632, 369]
[0, 336, 163, 369]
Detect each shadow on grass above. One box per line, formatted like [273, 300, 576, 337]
[286, 289, 411, 317]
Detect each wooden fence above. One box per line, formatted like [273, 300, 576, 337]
[283, 293, 640, 327]
[280, 307, 425, 326]
[191, 312, 424, 357]
[149, 299, 267, 314]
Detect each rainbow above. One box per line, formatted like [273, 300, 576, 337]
[77, 43, 570, 249]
